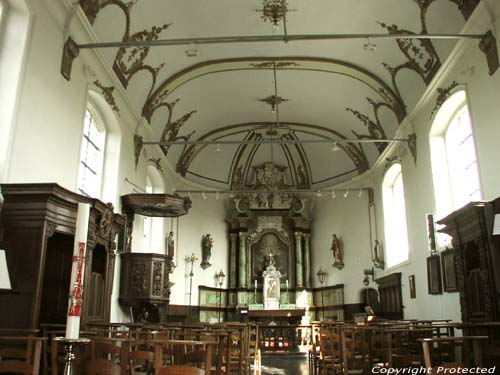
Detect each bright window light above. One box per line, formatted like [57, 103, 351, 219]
[382, 163, 410, 268]
[430, 90, 482, 247]
[77, 109, 106, 198]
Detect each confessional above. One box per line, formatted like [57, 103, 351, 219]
[0, 183, 124, 329]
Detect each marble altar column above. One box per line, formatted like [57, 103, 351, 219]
[295, 232, 304, 288]
[229, 233, 238, 288]
[238, 231, 247, 288]
[303, 233, 311, 288]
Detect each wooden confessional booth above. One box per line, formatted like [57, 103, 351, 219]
[0, 183, 124, 329]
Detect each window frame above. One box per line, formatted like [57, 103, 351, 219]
[76, 106, 107, 198]
[382, 163, 411, 269]
[429, 89, 482, 249]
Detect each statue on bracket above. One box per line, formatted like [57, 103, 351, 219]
[166, 231, 174, 258]
[372, 240, 385, 269]
[331, 234, 344, 270]
[201, 234, 214, 269]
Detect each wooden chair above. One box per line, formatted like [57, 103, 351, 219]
[341, 325, 372, 374]
[152, 339, 217, 375]
[128, 350, 155, 375]
[419, 336, 488, 373]
[158, 366, 204, 375]
[0, 336, 47, 375]
[244, 324, 260, 375]
[318, 323, 342, 375]
[84, 359, 121, 375]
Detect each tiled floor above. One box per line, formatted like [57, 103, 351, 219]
[258, 353, 310, 375]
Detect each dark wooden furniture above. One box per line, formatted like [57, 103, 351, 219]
[0, 336, 47, 375]
[438, 200, 500, 322]
[0, 183, 124, 329]
[375, 272, 403, 320]
[119, 253, 174, 323]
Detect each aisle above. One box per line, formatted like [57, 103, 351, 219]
[257, 353, 309, 375]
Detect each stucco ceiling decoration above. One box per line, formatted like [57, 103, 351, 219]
[74, 0, 484, 191]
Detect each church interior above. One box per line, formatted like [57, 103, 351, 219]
[1, 0, 500, 374]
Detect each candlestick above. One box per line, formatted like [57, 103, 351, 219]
[65, 203, 90, 340]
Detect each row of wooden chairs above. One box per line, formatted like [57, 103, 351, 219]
[309, 320, 492, 375]
[1, 322, 261, 375]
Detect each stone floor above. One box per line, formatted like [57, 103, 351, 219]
[257, 353, 310, 375]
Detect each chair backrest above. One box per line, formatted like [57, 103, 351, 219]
[0, 337, 45, 375]
[128, 350, 155, 375]
[84, 359, 122, 375]
[158, 366, 204, 375]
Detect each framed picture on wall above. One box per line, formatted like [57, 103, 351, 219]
[441, 248, 458, 292]
[409, 275, 416, 299]
[427, 255, 442, 295]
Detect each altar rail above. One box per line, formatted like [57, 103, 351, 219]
[259, 324, 312, 353]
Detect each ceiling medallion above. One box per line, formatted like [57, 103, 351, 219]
[258, 0, 292, 31]
[258, 94, 289, 112]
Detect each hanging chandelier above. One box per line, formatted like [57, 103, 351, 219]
[258, 0, 290, 31]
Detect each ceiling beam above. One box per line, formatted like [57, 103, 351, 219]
[142, 138, 410, 146]
[78, 33, 485, 49]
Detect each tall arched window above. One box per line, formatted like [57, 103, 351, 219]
[77, 107, 106, 198]
[382, 163, 410, 268]
[76, 91, 121, 205]
[430, 90, 481, 246]
[142, 165, 165, 252]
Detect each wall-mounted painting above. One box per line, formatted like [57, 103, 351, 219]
[441, 248, 458, 292]
[409, 275, 416, 299]
[427, 255, 442, 295]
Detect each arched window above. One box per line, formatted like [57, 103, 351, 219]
[382, 163, 410, 268]
[429, 90, 481, 246]
[0, 0, 31, 180]
[142, 165, 165, 252]
[76, 91, 121, 205]
[77, 107, 106, 198]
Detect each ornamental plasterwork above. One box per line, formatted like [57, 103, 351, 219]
[347, 97, 389, 155]
[430, 81, 460, 118]
[93, 80, 120, 114]
[158, 99, 197, 157]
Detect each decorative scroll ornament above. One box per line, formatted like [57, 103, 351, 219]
[158, 99, 197, 157]
[250, 61, 300, 69]
[149, 158, 163, 175]
[408, 133, 417, 166]
[130, 263, 147, 293]
[347, 97, 389, 155]
[93, 80, 120, 114]
[98, 203, 114, 239]
[479, 31, 499, 76]
[383, 155, 401, 174]
[112, 23, 170, 89]
[258, 95, 289, 112]
[134, 134, 143, 169]
[152, 261, 163, 296]
[61, 37, 80, 81]
[378, 0, 442, 98]
[46, 222, 57, 239]
[431, 81, 460, 117]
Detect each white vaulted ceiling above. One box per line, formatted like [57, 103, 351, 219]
[79, 0, 468, 190]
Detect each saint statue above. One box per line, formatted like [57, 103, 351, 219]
[166, 231, 175, 258]
[201, 234, 214, 269]
[331, 234, 344, 269]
